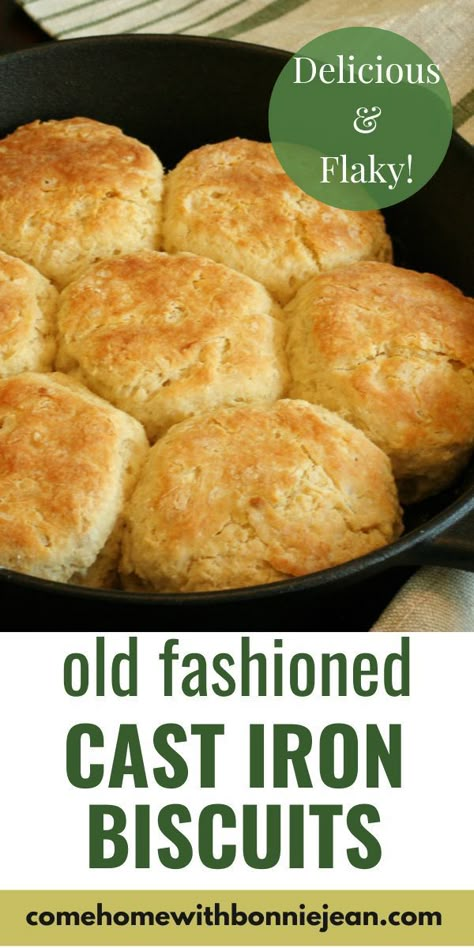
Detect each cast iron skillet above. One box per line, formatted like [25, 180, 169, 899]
[0, 34, 473, 628]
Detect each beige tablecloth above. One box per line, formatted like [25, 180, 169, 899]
[16, 0, 474, 630]
[19, 0, 474, 142]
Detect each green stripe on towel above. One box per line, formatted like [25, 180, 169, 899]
[56, 0, 186, 36]
[453, 87, 474, 128]
[210, 0, 310, 39]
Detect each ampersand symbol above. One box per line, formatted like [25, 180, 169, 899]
[353, 106, 382, 134]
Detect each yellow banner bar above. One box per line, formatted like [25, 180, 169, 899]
[0, 891, 472, 946]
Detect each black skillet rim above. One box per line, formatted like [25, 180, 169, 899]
[0, 33, 472, 604]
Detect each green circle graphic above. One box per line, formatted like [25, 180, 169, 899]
[268, 27, 452, 210]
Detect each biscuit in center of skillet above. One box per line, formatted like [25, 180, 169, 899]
[56, 250, 288, 441]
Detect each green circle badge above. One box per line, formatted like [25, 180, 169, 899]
[268, 27, 452, 210]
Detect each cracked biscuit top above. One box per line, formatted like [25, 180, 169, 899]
[120, 399, 402, 593]
[285, 261, 474, 502]
[0, 117, 163, 288]
[56, 250, 288, 441]
[162, 138, 392, 305]
[0, 372, 148, 584]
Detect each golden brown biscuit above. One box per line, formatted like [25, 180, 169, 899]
[0, 372, 148, 585]
[162, 138, 392, 305]
[285, 262, 474, 501]
[0, 117, 163, 288]
[56, 251, 287, 441]
[0, 251, 58, 377]
[120, 400, 402, 592]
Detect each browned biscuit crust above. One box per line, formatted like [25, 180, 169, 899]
[0, 117, 163, 288]
[56, 251, 287, 440]
[120, 399, 402, 592]
[0, 250, 58, 377]
[0, 372, 148, 584]
[163, 138, 392, 304]
[285, 261, 474, 501]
